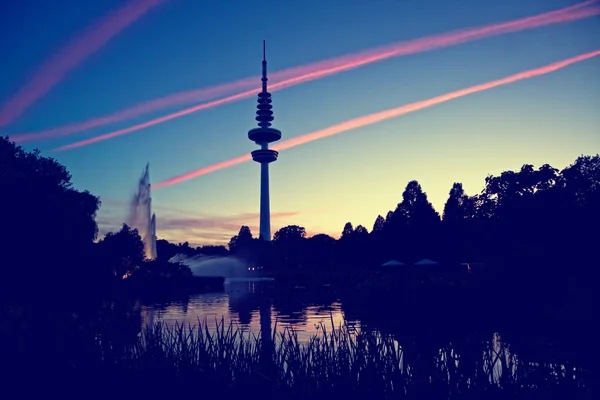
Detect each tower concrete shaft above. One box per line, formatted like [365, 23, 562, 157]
[248, 40, 281, 241]
[260, 162, 271, 240]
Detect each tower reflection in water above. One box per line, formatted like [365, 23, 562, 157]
[140, 280, 347, 342]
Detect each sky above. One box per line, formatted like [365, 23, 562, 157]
[1, 0, 599, 246]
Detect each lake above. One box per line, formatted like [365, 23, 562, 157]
[141, 278, 356, 343]
[137, 277, 595, 382]
[137, 278, 559, 386]
[1, 276, 594, 397]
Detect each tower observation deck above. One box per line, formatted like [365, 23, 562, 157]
[248, 41, 281, 241]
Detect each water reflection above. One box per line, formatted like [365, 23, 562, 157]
[136, 281, 588, 391]
[1, 283, 590, 396]
[140, 280, 351, 342]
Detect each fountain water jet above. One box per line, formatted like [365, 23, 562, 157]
[128, 163, 157, 260]
[170, 253, 274, 282]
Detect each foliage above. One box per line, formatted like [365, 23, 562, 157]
[135, 259, 192, 279]
[341, 222, 354, 238]
[155, 239, 228, 261]
[156, 239, 181, 260]
[226, 154, 600, 317]
[0, 136, 101, 292]
[197, 245, 229, 257]
[273, 225, 306, 242]
[97, 224, 145, 278]
[228, 225, 254, 253]
[2, 130, 599, 314]
[5, 319, 590, 399]
[372, 215, 385, 233]
[442, 183, 470, 222]
[354, 224, 369, 236]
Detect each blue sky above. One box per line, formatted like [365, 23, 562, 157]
[1, 0, 599, 245]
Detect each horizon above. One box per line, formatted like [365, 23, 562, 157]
[1, 0, 599, 246]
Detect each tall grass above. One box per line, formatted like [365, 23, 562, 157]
[87, 319, 592, 399]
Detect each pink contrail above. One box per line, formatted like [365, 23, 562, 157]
[0, 0, 166, 127]
[153, 50, 600, 189]
[19, 0, 597, 146]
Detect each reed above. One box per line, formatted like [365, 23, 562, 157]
[87, 319, 592, 399]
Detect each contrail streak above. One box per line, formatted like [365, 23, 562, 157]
[0, 0, 166, 127]
[22, 0, 597, 146]
[153, 50, 600, 189]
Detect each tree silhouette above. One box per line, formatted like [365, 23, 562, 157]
[385, 210, 394, 224]
[401, 180, 440, 227]
[273, 225, 306, 242]
[369, 215, 387, 264]
[558, 155, 600, 295]
[0, 136, 101, 294]
[442, 183, 469, 222]
[137, 259, 192, 279]
[228, 235, 239, 252]
[441, 183, 473, 263]
[309, 233, 336, 245]
[238, 226, 253, 241]
[337, 222, 371, 267]
[341, 222, 354, 239]
[198, 245, 229, 256]
[4, 128, 599, 326]
[562, 155, 600, 203]
[372, 215, 385, 233]
[271, 225, 307, 268]
[156, 239, 180, 261]
[175, 241, 196, 256]
[397, 180, 440, 261]
[97, 224, 145, 279]
[228, 225, 254, 253]
[354, 225, 369, 236]
[304, 233, 337, 268]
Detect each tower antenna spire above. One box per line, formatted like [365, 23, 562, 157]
[261, 39, 267, 93]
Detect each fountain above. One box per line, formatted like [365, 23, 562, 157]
[170, 253, 275, 283]
[126, 164, 271, 285]
[128, 163, 157, 260]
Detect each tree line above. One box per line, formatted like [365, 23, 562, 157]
[229, 158, 598, 268]
[1, 135, 598, 301]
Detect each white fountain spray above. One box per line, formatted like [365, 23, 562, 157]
[170, 253, 275, 283]
[170, 254, 249, 278]
[128, 163, 157, 260]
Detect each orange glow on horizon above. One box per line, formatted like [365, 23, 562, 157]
[152, 50, 600, 188]
[0, 0, 165, 128]
[36, 1, 600, 150]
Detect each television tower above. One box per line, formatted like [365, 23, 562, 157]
[248, 40, 281, 241]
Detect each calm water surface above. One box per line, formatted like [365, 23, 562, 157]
[141, 279, 354, 342]
[133, 278, 593, 386]
[139, 279, 523, 382]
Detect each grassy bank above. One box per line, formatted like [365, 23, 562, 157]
[4, 318, 593, 398]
